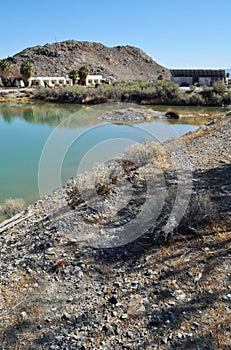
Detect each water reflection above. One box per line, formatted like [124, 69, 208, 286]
[0, 102, 226, 205]
[0, 102, 227, 127]
[0, 102, 83, 125]
[0, 102, 142, 128]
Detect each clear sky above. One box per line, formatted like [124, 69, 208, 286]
[0, 0, 230, 69]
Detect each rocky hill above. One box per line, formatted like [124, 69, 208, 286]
[7, 40, 171, 82]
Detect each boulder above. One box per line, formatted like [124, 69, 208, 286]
[165, 111, 179, 119]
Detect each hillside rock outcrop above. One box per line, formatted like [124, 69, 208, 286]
[7, 40, 171, 82]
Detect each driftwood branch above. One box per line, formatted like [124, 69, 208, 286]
[0, 211, 34, 234]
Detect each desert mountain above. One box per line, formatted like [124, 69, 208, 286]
[8, 40, 170, 82]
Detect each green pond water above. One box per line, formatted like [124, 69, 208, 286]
[0, 102, 227, 205]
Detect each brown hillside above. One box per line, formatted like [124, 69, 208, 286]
[7, 40, 170, 82]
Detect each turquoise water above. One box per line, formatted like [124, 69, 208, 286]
[0, 102, 216, 205]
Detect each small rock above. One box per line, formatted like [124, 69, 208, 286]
[126, 331, 133, 338]
[20, 311, 27, 320]
[121, 314, 128, 319]
[103, 323, 114, 335]
[108, 296, 118, 305]
[75, 270, 84, 278]
[193, 322, 200, 327]
[114, 325, 121, 335]
[167, 311, 175, 321]
[194, 272, 202, 283]
[113, 281, 122, 287]
[161, 336, 168, 344]
[62, 312, 71, 320]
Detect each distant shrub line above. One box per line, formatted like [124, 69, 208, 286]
[34, 80, 231, 106]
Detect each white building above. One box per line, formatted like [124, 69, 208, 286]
[85, 75, 102, 86]
[29, 76, 73, 87]
[28, 75, 103, 88]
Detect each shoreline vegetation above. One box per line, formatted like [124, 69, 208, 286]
[34, 80, 231, 106]
[0, 111, 230, 348]
[1, 79, 231, 106]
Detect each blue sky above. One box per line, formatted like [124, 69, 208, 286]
[0, 0, 230, 69]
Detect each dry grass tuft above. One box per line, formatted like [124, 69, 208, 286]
[0, 198, 25, 219]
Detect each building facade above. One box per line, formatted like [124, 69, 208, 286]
[85, 75, 102, 86]
[29, 75, 103, 88]
[171, 69, 226, 86]
[29, 77, 73, 87]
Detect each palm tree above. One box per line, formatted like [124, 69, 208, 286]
[0, 59, 11, 71]
[20, 61, 34, 87]
[68, 69, 78, 85]
[78, 65, 89, 86]
[0, 59, 11, 86]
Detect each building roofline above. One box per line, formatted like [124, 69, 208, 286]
[170, 69, 226, 78]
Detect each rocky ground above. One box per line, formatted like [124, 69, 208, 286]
[0, 88, 34, 102]
[98, 107, 165, 122]
[98, 108, 181, 121]
[0, 113, 230, 349]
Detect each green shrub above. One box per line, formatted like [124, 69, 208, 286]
[223, 90, 231, 105]
[189, 93, 205, 105]
[190, 85, 197, 92]
[33, 79, 229, 106]
[212, 82, 226, 94]
[210, 92, 223, 105]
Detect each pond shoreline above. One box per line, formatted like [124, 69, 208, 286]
[0, 87, 33, 103]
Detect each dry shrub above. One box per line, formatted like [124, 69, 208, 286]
[122, 143, 153, 167]
[67, 142, 170, 208]
[67, 161, 126, 207]
[78, 143, 156, 196]
[180, 191, 218, 229]
[0, 198, 25, 219]
[81, 161, 124, 196]
[144, 141, 173, 169]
